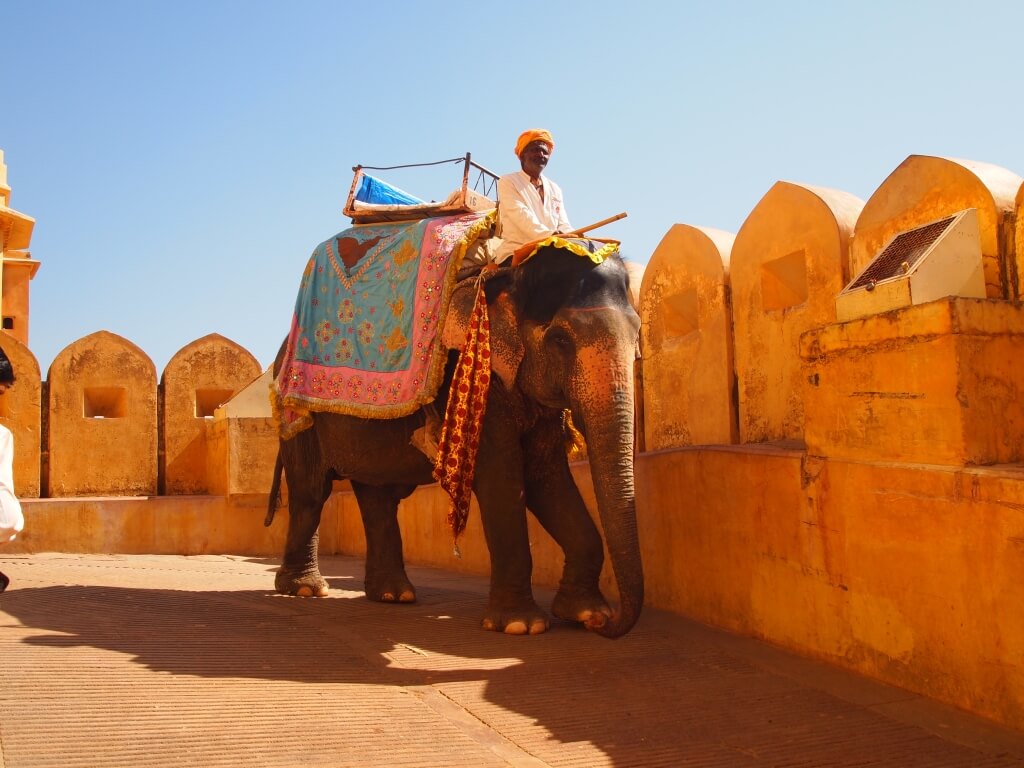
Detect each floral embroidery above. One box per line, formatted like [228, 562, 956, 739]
[334, 338, 353, 362]
[338, 299, 356, 323]
[315, 320, 337, 344]
[358, 320, 375, 345]
[273, 211, 495, 429]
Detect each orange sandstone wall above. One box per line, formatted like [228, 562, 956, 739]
[13, 442, 1024, 729]
[11, 495, 285, 555]
[163, 334, 262, 494]
[730, 181, 863, 444]
[802, 298, 1024, 466]
[640, 224, 737, 449]
[0, 334, 41, 497]
[48, 331, 159, 496]
[1015, 182, 1024, 297]
[312, 447, 1024, 731]
[9, 149, 1024, 732]
[0, 331, 272, 500]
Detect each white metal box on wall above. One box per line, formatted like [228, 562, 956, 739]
[836, 208, 985, 322]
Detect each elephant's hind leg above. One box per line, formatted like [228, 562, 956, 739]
[523, 417, 612, 628]
[352, 481, 417, 603]
[275, 431, 333, 597]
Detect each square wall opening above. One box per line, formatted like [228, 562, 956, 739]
[195, 388, 235, 418]
[662, 289, 701, 338]
[83, 387, 127, 419]
[761, 249, 808, 311]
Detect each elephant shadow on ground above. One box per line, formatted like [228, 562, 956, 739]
[0, 555, 975, 767]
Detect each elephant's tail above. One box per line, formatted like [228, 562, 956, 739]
[264, 450, 284, 527]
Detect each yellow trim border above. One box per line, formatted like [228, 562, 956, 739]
[513, 236, 620, 267]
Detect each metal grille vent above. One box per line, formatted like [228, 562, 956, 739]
[848, 214, 957, 291]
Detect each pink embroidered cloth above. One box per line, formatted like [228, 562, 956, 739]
[273, 212, 491, 438]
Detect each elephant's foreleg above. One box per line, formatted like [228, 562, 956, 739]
[275, 433, 333, 597]
[351, 481, 416, 603]
[523, 417, 611, 626]
[473, 386, 548, 635]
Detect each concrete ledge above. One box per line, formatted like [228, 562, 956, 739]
[9, 495, 287, 556]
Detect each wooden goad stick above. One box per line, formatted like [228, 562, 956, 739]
[559, 211, 628, 237]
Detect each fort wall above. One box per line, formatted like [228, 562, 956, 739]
[5, 152, 1024, 730]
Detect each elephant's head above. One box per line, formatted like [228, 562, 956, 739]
[446, 244, 644, 637]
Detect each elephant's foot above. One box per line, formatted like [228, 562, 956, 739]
[275, 567, 329, 597]
[552, 584, 612, 629]
[365, 571, 416, 603]
[481, 597, 549, 636]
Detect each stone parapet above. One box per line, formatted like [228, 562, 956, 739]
[47, 330, 159, 496]
[801, 297, 1024, 466]
[162, 334, 262, 494]
[730, 181, 864, 444]
[6, 147, 1024, 734]
[640, 223, 737, 449]
[8, 495, 285, 555]
[206, 415, 279, 497]
[0, 334, 41, 496]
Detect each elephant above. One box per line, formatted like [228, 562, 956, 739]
[267, 242, 643, 638]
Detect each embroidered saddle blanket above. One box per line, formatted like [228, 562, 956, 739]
[273, 212, 492, 438]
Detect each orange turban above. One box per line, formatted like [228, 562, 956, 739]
[515, 129, 554, 157]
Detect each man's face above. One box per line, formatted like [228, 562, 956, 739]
[519, 141, 551, 178]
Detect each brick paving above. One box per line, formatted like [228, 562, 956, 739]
[1, 553, 1022, 767]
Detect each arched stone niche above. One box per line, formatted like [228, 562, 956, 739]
[48, 331, 157, 496]
[850, 155, 1021, 299]
[162, 334, 262, 494]
[640, 224, 736, 449]
[731, 181, 864, 444]
[0, 334, 41, 497]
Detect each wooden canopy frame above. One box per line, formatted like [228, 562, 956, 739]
[343, 153, 499, 224]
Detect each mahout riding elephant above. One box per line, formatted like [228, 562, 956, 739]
[268, 243, 643, 638]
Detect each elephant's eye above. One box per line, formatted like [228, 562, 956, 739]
[545, 328, 574, 352]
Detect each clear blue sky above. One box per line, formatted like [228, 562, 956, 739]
[5, 0, 1024, 372]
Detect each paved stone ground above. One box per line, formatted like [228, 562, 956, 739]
[1, 553, 1023, 768]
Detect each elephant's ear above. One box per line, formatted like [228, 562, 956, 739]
[441, 275, 524, 391]
[486, 286, 525, 390]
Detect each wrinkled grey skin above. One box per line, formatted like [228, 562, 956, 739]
[269, 245, 643, 638]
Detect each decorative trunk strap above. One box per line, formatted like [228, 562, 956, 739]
[433, 276, 492, 541]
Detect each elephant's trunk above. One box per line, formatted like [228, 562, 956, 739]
[570, 340, 643, 639]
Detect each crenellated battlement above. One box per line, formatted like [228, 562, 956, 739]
[6, 150, 1024, 731]
[0, 331, 268, 499]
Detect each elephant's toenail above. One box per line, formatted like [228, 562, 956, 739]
[504, 621, 528, 635]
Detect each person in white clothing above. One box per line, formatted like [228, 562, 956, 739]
[0, 349, 20, 593]
[493, 128, 572, 264]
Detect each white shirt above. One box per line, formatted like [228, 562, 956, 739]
[493, 171, 572, 263]
[0, 425, 21, 543]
